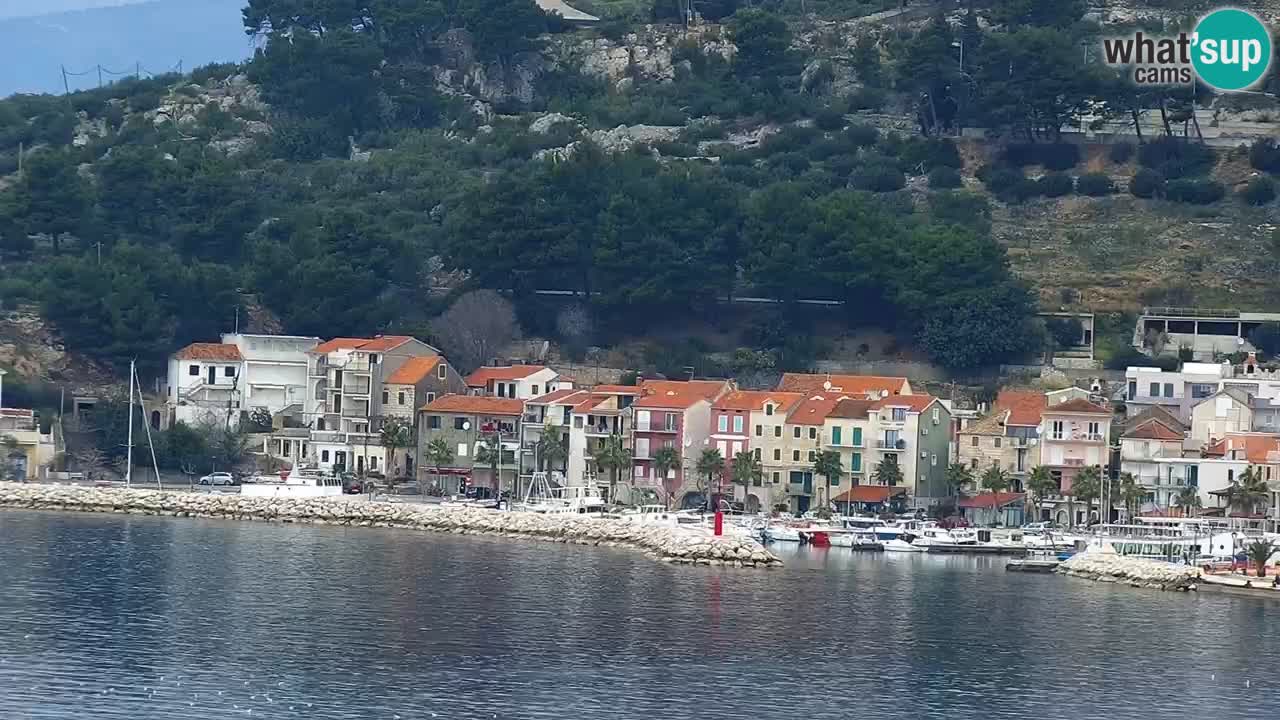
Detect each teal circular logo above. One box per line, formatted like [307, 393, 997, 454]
[1191, 9, 1272, 91]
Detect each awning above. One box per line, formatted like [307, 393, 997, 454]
[831, 486, 907, 504]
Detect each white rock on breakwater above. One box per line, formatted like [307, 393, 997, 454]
[1057, 547, 1198, 591]
[0, 483, 782, 569]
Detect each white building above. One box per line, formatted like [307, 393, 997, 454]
[166, 343, 247, 427]
[1119, 419, 1186, 493]
[1188, 387, 1253, 447]
[465, 365, 567, 399]
[1125, 356, 1280, 423]
[221, 333, 319, 415]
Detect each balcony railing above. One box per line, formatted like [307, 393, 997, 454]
[342, 405, 370, 418]
[311, 430, 346, 443]
[877, 439, 907, 450]
[344, 379, 371, 396]
[523, 413, 544, 425]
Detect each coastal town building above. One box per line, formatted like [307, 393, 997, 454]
[869, 394, 951, 505]
[1188, 387, 1254, 446]
[519, 386, 640, 502]
[782, 391, 848, 513]
[465, 365, 566, 399]
[630, 379, 732, 508]
[165, 334, 321, 429]
[417, 395, 524, 495]
[956, 389, 1044, 490]
[822, 397, 876, 491]
[738, 391, 805, 511]
[303, 335, 443, 475]
[1119, 418, 1186, 494]
[381, 356, 468, 421]
[0, 408, 58, 480]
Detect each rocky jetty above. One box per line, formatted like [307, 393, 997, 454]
[1057, 547, 1198, 591]
[0, 483, 781, 569]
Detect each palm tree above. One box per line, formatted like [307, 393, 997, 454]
[1072, 465, 1103, 527]
[1026, 466, 1056, 524]
[695, 448, 725, 510]
[946, 463, 974, 497]
[474, 431, 503, 500]
[813, 450, 844, 518]
[1174, 486, 1202, 517]
[1117, 472, 1146, 521]
[1230, 466, 1270, 518]
[378, 416, 414, 480]
[590, 434, 631, 505]
[979, 465, 1010, 526]
[535, 422, 568, 473]
[873, 456, 903, 487]
[651, 445, 682, 509]
[423, 437, 454, 496]
[1246, 539, 1276, 578]
[731, 450, 763, 512]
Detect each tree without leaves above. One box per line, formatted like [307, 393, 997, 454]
[430, 290, 521, 373]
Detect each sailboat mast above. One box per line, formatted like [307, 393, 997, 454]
[125, 359, 135, 488]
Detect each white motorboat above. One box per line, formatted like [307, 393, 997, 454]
[882, 538, 925, 552]
[828, 529, 882, 549]
[240, 466, 344, 499]
[764, 524, 802, 543]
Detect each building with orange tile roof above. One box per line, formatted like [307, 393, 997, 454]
[631, 379, 733, 506]
[957, 389, 1045, 492]
[1040, 392, 1113, 501]
[417, 394, 526, 494]
[380, 357, 468, 451]
[709, 390, 804, 511]
[464, 365, 567, 400]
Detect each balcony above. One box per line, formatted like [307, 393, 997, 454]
[311, 430, 346, 443]
[877, 439, 907, 451]
[342, 405, 370, 418]
[636, 422, 677, 433]
[309, 359, 329, 377]
[523, 413, 544, 425]
[342, 356, 372, 373]
[343, 378, 371, 396]
[584, 422, 617, 436]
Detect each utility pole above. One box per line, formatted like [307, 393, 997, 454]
[97, 65, 103, 88]
[60, 65, 70, 95]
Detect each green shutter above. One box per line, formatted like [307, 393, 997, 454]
[852, 427, 862, 446]
[832, 426, 842, 445]
[851, 452, 861, 471]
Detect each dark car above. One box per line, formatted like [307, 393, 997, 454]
[344, 481, 363, 494]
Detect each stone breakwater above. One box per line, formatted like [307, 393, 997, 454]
[1057, 549, 1198, 591]
[0, 483, 782, 569]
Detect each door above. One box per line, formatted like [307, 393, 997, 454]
[357, 455, 365, 474]
[206, 366, 216, 385]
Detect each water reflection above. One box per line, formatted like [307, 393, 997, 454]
[0, 510, 1276, 719]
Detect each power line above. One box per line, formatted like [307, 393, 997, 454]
[57, 59, 186, 93]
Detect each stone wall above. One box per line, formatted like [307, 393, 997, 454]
[0, 483, 781, 569]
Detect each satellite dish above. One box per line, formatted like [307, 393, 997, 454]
[823, 380, 832, 391]
[462, 421, 471, 431]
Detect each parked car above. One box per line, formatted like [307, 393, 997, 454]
[344, 481, 363, 494]
[199, 472, 236, 486]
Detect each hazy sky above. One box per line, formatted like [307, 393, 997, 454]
[0, 1, 156, 21]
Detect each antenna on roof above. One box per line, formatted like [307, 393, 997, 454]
[822, 380, 832, 391]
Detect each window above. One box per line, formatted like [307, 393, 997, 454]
[1051, 420, 1064, 440]
[733, 415, 744, 433]
[428, 415, 441, 429]
[754, 448, 761, 460]
[891, 408, 906, 422]
[792, 450, 800, 461]
[932, 408, 940, 424]
[793, 427, 801, 439]
[718, 415, 728, 432]
[457, 443, 468, 458]
[382, 390, 389, 404]
[1149, 382, 1159, 397]
[1163, 383, 1174, 398]
[427, 392, 436, 403]
[188, 365, 199, 376]
[772, 472, 780, 484]
[774, 449, 781, 461]
[398, 392, 405, 405]
[808, 450, 815, 462]
[971, 436, 979, 447]
[321, 450, 330, 463]
[755, 424, 763, 437]
[808, 427, 817, 440]
[765, 404, 773, 416]
[994, 437, 1002, 448]
[454, 417, 467, 430]
[1087, 421, 1101, 438]
[774, 426, 782, 438]
[635, 438, 650, 458]
[832, 426, 842, 445]
[1227, 468, 1234, 483]
[224, 366, 235, 378]
[438, 363, 447, 380]
[370, 354, 379, 364]
[634, 465, 646, 479]
[1128, 381, 1137, 400]
[664, 413, 677, 432]
[574, 416, 584, 428]
[851, 453, 861, 472]
[852, 427, 862, 447]
[1191, 383, 1215, 399]
[831, 473, 840, 486]
[370, 456, 378, 470]
[531, 385, 539, 396]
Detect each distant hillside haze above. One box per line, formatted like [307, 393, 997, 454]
[0, 0, 251, 96]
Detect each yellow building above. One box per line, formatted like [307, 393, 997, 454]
[1, 409, 59, 480]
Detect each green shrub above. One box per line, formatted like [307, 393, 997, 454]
[900, 137, 962, 171]
[930, 191, 992, 232]
[1242, 176, 1277, 205]
[928, 166, 963, 189]
[1038, 172, 1074, 197]
[846, 87, 886, 110]
[813, 106, 846, 131]
[1130, 168, 1165, 198]
[1109, 142, 1136, 164]
[1076, 173, 1115, 196]
[851, 163, 905, 192]
[825, 153, 859, 178]
[982, 167, 1023, 194]
[1137, 137, 1214, 178]
[843, 124, 879, 148]
[1249, 137, 1280, 173]
[1165, 178, 1224, 204]
[769, 151, 811, 175]
[1000, 143, 1080, 170]
[761, 125, 821, 155]
[1006, 178, 1042, 203]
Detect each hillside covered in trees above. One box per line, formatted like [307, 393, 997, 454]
[3, 0, 1280, 382]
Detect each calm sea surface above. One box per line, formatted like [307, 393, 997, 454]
[0, 510, 1276, 720]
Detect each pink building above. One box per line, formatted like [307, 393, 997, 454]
[1040, 396, 1112, 492]
[631, 380, 731, 506]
